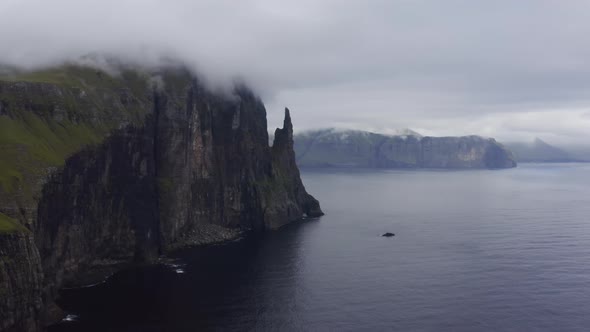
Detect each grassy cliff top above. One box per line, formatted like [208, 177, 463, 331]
[0, 65, 149, 91]
[0, 212, 28, 233]
[0, 65, 186, 201]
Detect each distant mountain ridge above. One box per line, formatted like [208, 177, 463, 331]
[505, 138, 588, 163]
[294, 128, 516, 169]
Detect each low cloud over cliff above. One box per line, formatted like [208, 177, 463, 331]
[1, 0, 589, 146]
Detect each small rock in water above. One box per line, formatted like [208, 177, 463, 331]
[382, 232, 395, 237]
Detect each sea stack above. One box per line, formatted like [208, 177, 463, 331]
[0, 66, 323, 331]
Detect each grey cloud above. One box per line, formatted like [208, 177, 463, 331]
[1, 0, 589, 145]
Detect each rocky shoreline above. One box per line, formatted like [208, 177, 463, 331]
[0, 66, 323, 331]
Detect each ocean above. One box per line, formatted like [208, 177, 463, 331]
[51, 163, 590, 331]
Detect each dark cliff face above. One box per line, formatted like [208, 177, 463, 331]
[35, 123, 160, 300]
[0, 231, 43, 332]
[155, 83, 272, 247]
[0, 66, 322, 331]
[294, 129, 516, 169]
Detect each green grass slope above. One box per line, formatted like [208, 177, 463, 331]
[0, 65, 156, 203]
[0, 212, 28, 233]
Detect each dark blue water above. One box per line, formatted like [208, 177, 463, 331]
[51, 163, 590, 331]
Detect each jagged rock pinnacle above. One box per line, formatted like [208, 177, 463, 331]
[283, 107, 293, 133]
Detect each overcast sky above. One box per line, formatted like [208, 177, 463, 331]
[0, 0, 589, 146]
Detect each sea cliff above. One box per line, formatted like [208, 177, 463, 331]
[0, 65, 322, 331]
[294, 129, 516, 169]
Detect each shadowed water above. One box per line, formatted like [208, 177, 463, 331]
[51, 163, 590, 331]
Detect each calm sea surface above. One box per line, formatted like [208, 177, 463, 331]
[51, 163, 590, 331]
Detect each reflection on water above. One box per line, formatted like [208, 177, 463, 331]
[51, 164, 590, 331]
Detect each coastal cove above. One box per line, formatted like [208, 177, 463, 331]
[2, 3, 590, 331]
[0, 67, 323, 331]
[51, 164, 590, 331]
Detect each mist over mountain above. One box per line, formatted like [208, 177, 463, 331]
[506, 138, 590, 162]
[1, 1, 590, 145]
[0, 64, 324, 330]
[567, 145, 590, 161]
[2, 1, 590, 331]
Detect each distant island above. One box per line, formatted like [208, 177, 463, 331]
[505, 138, 590, 163]
[293, 128, 516, 169]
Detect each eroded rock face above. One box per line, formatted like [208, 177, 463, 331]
[0, 68, 322, 331]
[154, 84, 273, 247]
[264, 108, 324, 229]
[0, 232, 43, 332]
[378, 136, 517, 169]
[36, 123, 159, 301]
